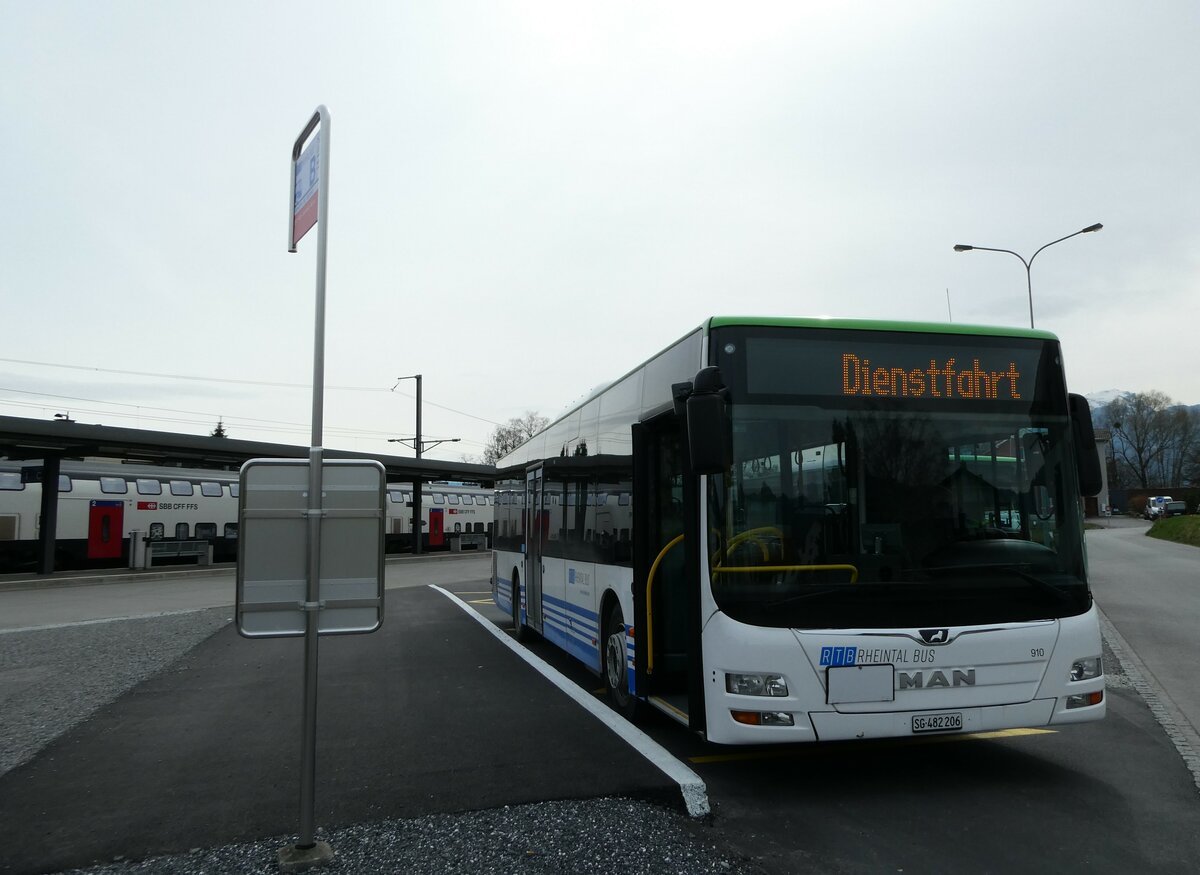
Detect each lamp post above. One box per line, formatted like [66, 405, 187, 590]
[953, 223, 1102, 328]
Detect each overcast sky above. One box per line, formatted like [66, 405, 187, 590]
[3, 2, 1197, 462]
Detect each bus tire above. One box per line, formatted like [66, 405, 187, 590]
[511, 569, 529, 642]
[603, 603, 638, 719]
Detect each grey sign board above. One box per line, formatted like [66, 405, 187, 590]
[237, 458, 385, 638]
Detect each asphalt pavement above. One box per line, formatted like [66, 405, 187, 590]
[0, 583, 685, 875]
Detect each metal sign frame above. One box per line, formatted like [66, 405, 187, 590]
[236, 457, 386, 638]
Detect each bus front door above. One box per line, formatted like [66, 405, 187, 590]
[524, 467, 545, 634]
[633, 413, 703, 732]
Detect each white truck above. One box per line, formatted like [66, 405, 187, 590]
[1144, 495, 1173, 520]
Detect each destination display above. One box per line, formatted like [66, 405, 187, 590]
[840, 353, 1023, 400]
[742, 335, 1054, 406]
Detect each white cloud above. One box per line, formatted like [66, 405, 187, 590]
[2, 1, 1198, 461]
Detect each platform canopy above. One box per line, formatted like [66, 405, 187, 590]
[0, 415, 495, 485]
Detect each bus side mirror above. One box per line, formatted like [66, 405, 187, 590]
[685, 366, 731, 475]
[1069, 393, 1103, 496]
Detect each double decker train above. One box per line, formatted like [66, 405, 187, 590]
[0, 460, 493, 574]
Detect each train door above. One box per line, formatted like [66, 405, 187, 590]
[523, 466, 545, 634]
[428, 508, 445, 548]
[87, 500, 124, 560]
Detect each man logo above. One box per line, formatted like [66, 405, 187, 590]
[920, 628, 950, 645]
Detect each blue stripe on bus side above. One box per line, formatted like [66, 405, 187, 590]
[539, 593, 602, 669]
[541, 592, 599, 625]
[494, 577, 514, 614]
[540, 608, 598, 661]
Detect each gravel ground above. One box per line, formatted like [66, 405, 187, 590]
[0, 608, 757, 875]
[0, 606, 234, 777]
[56, 798, 755, 875]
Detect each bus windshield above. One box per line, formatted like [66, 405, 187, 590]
[707, 328, 1090, 630]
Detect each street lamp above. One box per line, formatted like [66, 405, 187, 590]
[953, 223, 1102, 328]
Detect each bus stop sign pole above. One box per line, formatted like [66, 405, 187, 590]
[284, 104, 332, 872]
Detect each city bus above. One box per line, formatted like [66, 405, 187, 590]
[491, 317, 1106, 745]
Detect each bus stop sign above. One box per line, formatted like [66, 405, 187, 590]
[236, 458, 385, 638]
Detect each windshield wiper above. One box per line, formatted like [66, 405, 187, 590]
[762, 586, 844, 609]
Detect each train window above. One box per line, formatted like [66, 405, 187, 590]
[230, 484, 240, 498]
[388, 490, 404, 503]
[224, 523, 238, 539]
[175, 523, 189, 539]
[201, 482, 223, 497]
[0, 473, 23, 491]
[170, 481, 194, 496]
[461, 495, 474, 505]
[137, 479, 163, 495]
[195, 523, 217, 539]
[100, 477, 127, 494]
[58, 475, 72, 493]
[149, 523, 165, 539]
[432, 493, 446, 505]
[447, 494, 460, 505]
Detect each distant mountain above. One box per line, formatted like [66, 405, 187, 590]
[1085, 390, 1200, 419]
[1085, 389, 1129, 409]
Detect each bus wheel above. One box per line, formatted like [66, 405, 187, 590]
[604, 604, 638, 719]
[511, 570, 529, 642]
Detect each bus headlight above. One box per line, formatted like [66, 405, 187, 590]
[726, 673, 788, 697]
[1069, 656, 1102, 682]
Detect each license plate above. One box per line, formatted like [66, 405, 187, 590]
[912, 712, 963, 733]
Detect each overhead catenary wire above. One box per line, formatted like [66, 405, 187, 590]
[0, 394, 487, 448]
[0, 356, 501, 428]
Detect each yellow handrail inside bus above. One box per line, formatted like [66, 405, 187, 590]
[645, 534, 685, 675]
[712, 564, 859, 582]
[712, 526, 782, 565]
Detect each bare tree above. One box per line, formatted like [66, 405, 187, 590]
[1167, 406, 1198, 486]
[482, 412, 549, 465]
[1104, 392, 1198, 488]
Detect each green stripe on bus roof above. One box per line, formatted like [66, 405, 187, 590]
[704, 316, 1058, 341]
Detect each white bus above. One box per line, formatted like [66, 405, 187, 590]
[492, 317, 1106, 745]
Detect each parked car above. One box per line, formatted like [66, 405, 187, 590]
[1163, 500, 1188, 518]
